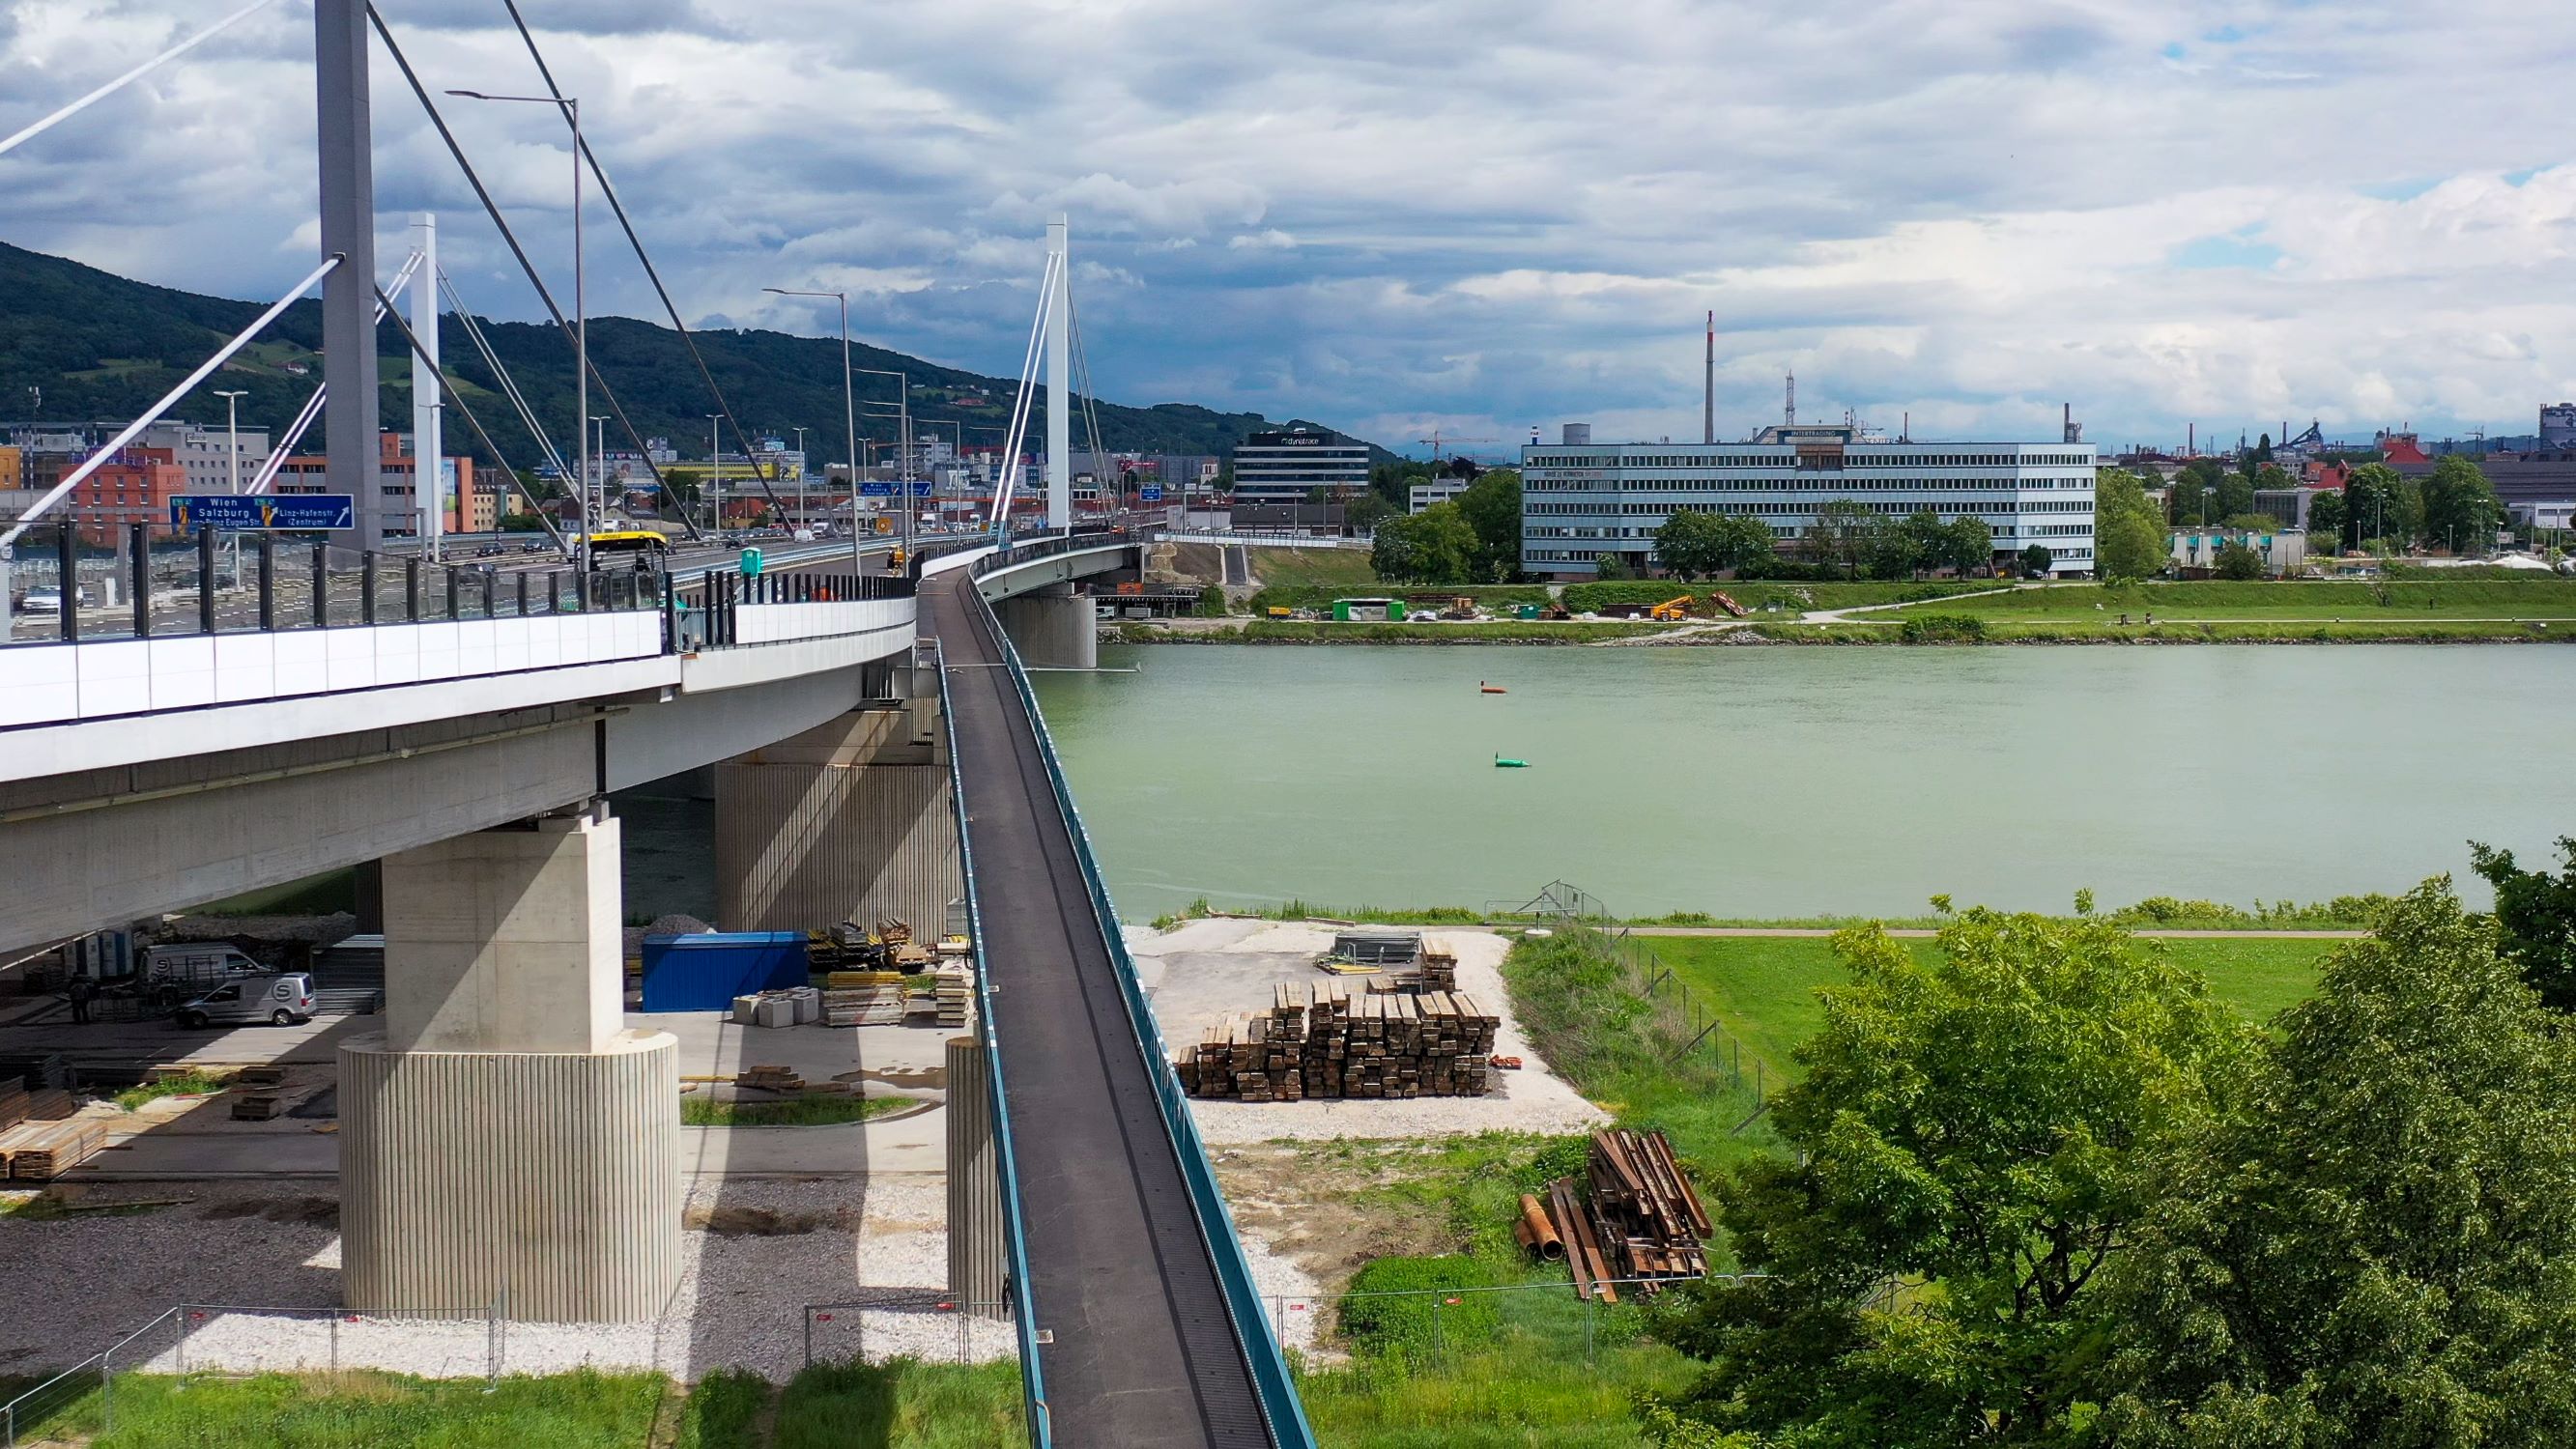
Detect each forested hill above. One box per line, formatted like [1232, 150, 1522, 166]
[0, 240, 1364, 464]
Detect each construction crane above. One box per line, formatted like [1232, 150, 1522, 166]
[1417, 429, 1499, 460]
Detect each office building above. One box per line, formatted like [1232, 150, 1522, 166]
[2542, 405, 2576, 451]
[1520, 421, 2097, 577]
[1230, 427, 1368, 504]
[65, 445, 189, 545]
[272, 432, 486, 536]
[138, 419, 272, 496]
[1409, 478, 1470, 513]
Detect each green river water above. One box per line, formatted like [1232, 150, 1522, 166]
[1030, 643, 2576, 920]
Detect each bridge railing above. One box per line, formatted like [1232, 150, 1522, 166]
[930, 636, 1054, 1447]
[667, 568, 913, 651]
[967, 541, 1320, 1448]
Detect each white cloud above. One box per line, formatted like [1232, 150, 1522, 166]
[6, 0, 2576, 448]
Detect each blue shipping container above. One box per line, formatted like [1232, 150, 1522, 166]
[640, 932, 809, 1012]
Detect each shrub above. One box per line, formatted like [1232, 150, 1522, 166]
[1898, 612, 1988, 642]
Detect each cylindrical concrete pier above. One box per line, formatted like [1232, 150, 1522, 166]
[992, 583, 1098, 670]
[340, 1030, 681, 1321]
[946, 1034, 1006, 1317]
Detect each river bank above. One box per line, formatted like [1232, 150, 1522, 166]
[1113, 617, 2575, 645]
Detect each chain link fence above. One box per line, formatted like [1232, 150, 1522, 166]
[1263, 1276, 1764, 1370]
[800, 1291, 1017, 1368]
[0, 1294, 507, 1448]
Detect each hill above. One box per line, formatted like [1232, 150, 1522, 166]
[0, 240, 1365, 469]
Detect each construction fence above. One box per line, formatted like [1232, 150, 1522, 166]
[1, 1296, 507, 1448]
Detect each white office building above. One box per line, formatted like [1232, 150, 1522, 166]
[1409, 477, 1469, 513]
[1231, 428, 1369, 503]
[1520, 422, 2097, 577]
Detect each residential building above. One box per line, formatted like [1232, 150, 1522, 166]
[1230, 427, 1368, 504]
[1519, 421, 2098, 578]
[272, 432, 482, 536]
[65, 444, 189, 544]
[1409, 478, 1469, 513]
[137, 419, 272, 496]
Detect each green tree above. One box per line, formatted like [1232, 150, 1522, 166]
[1711, 512, 1777, 576]
[2095, 469, 2170, 583]
[2099, 881, 2576, 1449]
[1655, 908, 2252, 1447]
[1943, 513, 1997, 577]
[2419, 454, 2503, 554]
[2343, 463, 2407, 550]
[2020, 542, 2053, 576]
[2215, 471, 2257, 522]
[2304, 486, 2345, 548]
[1655, 509, 1731, 582]
[2469, 837, 2576, 1010]
[1807, 499, 1876, 578]
[1592, 551, 1636, 581]
[2174, 459, 2228, 526]
[1368, 501, 1476, 583]
[1343, 494, 1399, 535]
[1452, 468, 1524, 582]
[2211, 538, 2265, 580]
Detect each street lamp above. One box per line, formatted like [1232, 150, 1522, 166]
[447, 89, 585, 566]
[706, 413, 724, 536]
[788, 425, 810, 531]
[855, 367, 911, 560]
[765, 288, 861, 569]
[590, 414, 611, 529]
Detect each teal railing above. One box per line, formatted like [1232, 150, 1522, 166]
[930, 636, 1053, 1446]
[968, 559, 1318, 1448]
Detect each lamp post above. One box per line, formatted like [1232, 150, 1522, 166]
[706, 413, 723, 536]
[789, 425, 809, 531]
[447, 89, 584, 568]
[765, 288, 861, 569]
[855, 367, 910, 561]
[590, 414, 611, 530]
[211, 388, 249, 582]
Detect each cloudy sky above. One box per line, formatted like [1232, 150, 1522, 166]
[6, 0, 2575, 455]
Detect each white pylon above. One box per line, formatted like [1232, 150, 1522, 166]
[1045, 216, 1071, 531]
[411, 213, 444, 557]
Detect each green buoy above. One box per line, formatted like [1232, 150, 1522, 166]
[1494, 754, 1530, 769]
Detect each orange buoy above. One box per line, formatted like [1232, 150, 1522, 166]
[1479, 681, 1507, 694]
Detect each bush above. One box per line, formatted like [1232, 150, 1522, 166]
[1190, 584, 1230, 617]
[1898, 612, 1988, 641]
[1339, 1254, 1501, 1358]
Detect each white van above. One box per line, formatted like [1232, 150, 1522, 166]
[143, 944, 266, 987]
[175, 973, 316, 1028]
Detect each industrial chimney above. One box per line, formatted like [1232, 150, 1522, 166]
[1703, 312, 1715, 445]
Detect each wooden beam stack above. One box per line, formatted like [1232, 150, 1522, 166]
[1533, 1128, 1713, 1297]
[0, 1118, 108, 1179]
[1174, 982, 1498, 1102]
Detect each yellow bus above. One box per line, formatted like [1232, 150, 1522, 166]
[585, 528, 672, 557]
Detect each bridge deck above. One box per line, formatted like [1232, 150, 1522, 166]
[929, 567, 1274, 1448]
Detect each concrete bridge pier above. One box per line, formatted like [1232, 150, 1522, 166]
[991, 582, 1098, 670]
[339, 804, 680, 1322]
[713, 703, 959, 934]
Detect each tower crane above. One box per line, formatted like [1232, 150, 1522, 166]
[1417, 429, 1500, 459]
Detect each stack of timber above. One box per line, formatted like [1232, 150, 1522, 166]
[22, 1089, 75, 1122]
[1, 1118, 108, 1179]
[0, 1079, 26, 1130]
[737, 1065, 807, 1094]
[0, 1053, 68, 1092]
[1532, 1128, 1713, 1298]
[1413, 948, 1459, 993]
[821, 972, 908, 1027]
[904, 972, 971, 1031]
[1174, 983, 1499, 1101]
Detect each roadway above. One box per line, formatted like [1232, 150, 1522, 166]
[928, 562, 1276, 1448]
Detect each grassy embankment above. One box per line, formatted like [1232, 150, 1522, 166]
[1857, 579, 2576, 642]
[1147, 895, 2387, 934]
[0, 1361, 1025, 1449]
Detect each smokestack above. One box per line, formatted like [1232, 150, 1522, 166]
[1703, 311, 1714, 445]
[1785, 369, 1796, 429]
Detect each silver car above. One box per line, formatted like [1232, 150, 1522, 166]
[175, 973, 316, 1028]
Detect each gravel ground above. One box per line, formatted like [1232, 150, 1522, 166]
[0, 1176, 1014, 1384]
[1132, 921, 1608, 1144]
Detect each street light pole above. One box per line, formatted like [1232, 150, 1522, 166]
[590, 414, 611, 527]
[766, 288, 860, 569]
[706, 414, 723, 536]
[856, 367, 909, 560]
[447, 89, 583, 568]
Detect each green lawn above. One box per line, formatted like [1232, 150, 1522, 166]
[1246, 547, 1381, 591]
[1878, 580, 2576, 621]
[680, 1093, 913, 1127]
[1653, 934, 2342, 1080]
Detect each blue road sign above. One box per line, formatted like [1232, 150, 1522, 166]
[858, 481, 896, 497]
[169, 494, 355, 530]
[910, 480, 936, 497]
[1139, 485, 1164, 502]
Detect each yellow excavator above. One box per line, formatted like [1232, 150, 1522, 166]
[1648, 595, 1693, 621]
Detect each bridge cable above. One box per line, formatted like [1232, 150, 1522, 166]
[373, 284, 574, 556]
[988, 252, 1059, 536]
[1065, 289, 1109, 497]
[493, 0, 788, 520]
[363, 5, 711, 541]
[240, 248, 426, 496]
[440, 270, 581, 496]
[0, 0, 287, 158]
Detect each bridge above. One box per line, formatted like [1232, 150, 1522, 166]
[0, 3, 1317, 1440]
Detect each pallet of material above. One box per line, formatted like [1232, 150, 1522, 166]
[22, 1089, 75, 1122]
[0, 1122, 50, 1175]
[0, 1053, 68, 1093]
[1531, 1128, 1711, 1295]
[0, 1081, 25, 1131]
[823, 971, 907, 989]
[821, 985, 906, 1027]
[737, 1065, 806, 1094]
[1174, 982, 1498, 1102]
[231, 1094, 285, 1122]
[7, 1119, 108, 1179]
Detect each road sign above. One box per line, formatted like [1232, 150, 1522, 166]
[910, 481, 936, 497]
[858, 481, 895, 497]
[1139, 486, 1164, 502]
[169, 494, 355, 530]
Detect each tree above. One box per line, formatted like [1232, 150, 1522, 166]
[1655, 908, 2253, 1447]
[2214, 470, 2257, 522]
[1943, 514, 1997, 577]
[2211, 539, 2265, 580]
[2174, 459, 2229, 526]
[2095, 469, 2169, 583]
[1591, 551, 1636, 581]
[2099, 882, 2576, 1448]
[2419, 455, 2503, 554]
[1452, 468, 1523, 582]
[2304, 486, 2346, 548]
[2342, 463, 2405, 549]
[1807, 499, 1876, 578]
[1654, 509, 1732, 582]
[1343, 494, 1399, 535]
[1368, 501, 1476, 583]
[2020, 542, 2053, 576]
[2469, 837, 2576, 1010]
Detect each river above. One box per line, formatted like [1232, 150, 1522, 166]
[1030, 643, 2575, 920]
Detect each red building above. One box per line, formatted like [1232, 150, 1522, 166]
[272, 432, 483, 534]
[71, 445, 189, 545]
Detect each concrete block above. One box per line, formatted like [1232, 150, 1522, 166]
[732, 995, 760, 1023]
[754, 996, 793, 1029]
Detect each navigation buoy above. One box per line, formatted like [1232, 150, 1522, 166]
[1494, 754, 1530, 769]
[1479, 681, 1507, 694]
